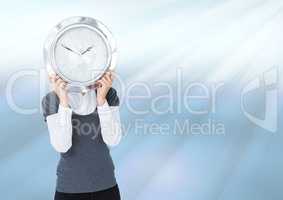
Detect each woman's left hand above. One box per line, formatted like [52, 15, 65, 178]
[96, 71, 113, 106]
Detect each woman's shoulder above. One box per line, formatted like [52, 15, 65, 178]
[106, 88, 119, 106]
[41, 91, 60, 121]
[42, 91, 59, 106]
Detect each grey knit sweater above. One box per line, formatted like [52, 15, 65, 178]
[42, 88, 119, 193]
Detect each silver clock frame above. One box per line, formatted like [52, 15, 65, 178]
[44, 16, 117, 91]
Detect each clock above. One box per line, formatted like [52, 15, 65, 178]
[44, 16, 117, 92]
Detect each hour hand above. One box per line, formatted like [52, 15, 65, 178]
[81, 46, 94, 55]
[61, 44, 80, 55]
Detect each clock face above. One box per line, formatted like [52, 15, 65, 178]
[54, 26, 109, 83]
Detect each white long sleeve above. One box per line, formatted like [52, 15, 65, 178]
[46, 92, 122, 152]
[46, 105, 73, 153]
[97, 101, 122, 147]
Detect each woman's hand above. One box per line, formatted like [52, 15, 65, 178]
[96, 71, 113, 106]
[49, 75, 69, 107]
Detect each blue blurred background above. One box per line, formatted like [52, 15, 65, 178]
[1, 0, 283, 199]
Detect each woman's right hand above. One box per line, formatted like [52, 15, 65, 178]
[49, 75, 69, 107]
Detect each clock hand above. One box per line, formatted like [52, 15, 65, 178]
[81, 46, 94, 55]
[61, 44, 81, 55]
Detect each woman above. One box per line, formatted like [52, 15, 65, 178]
[42, 71, 122, 200]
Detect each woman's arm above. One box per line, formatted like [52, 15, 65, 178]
[43, 75, 72, 153]
[97, 101, 122, 147]
[46, 105, 73, 153]
[96, 71, 122, 147]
